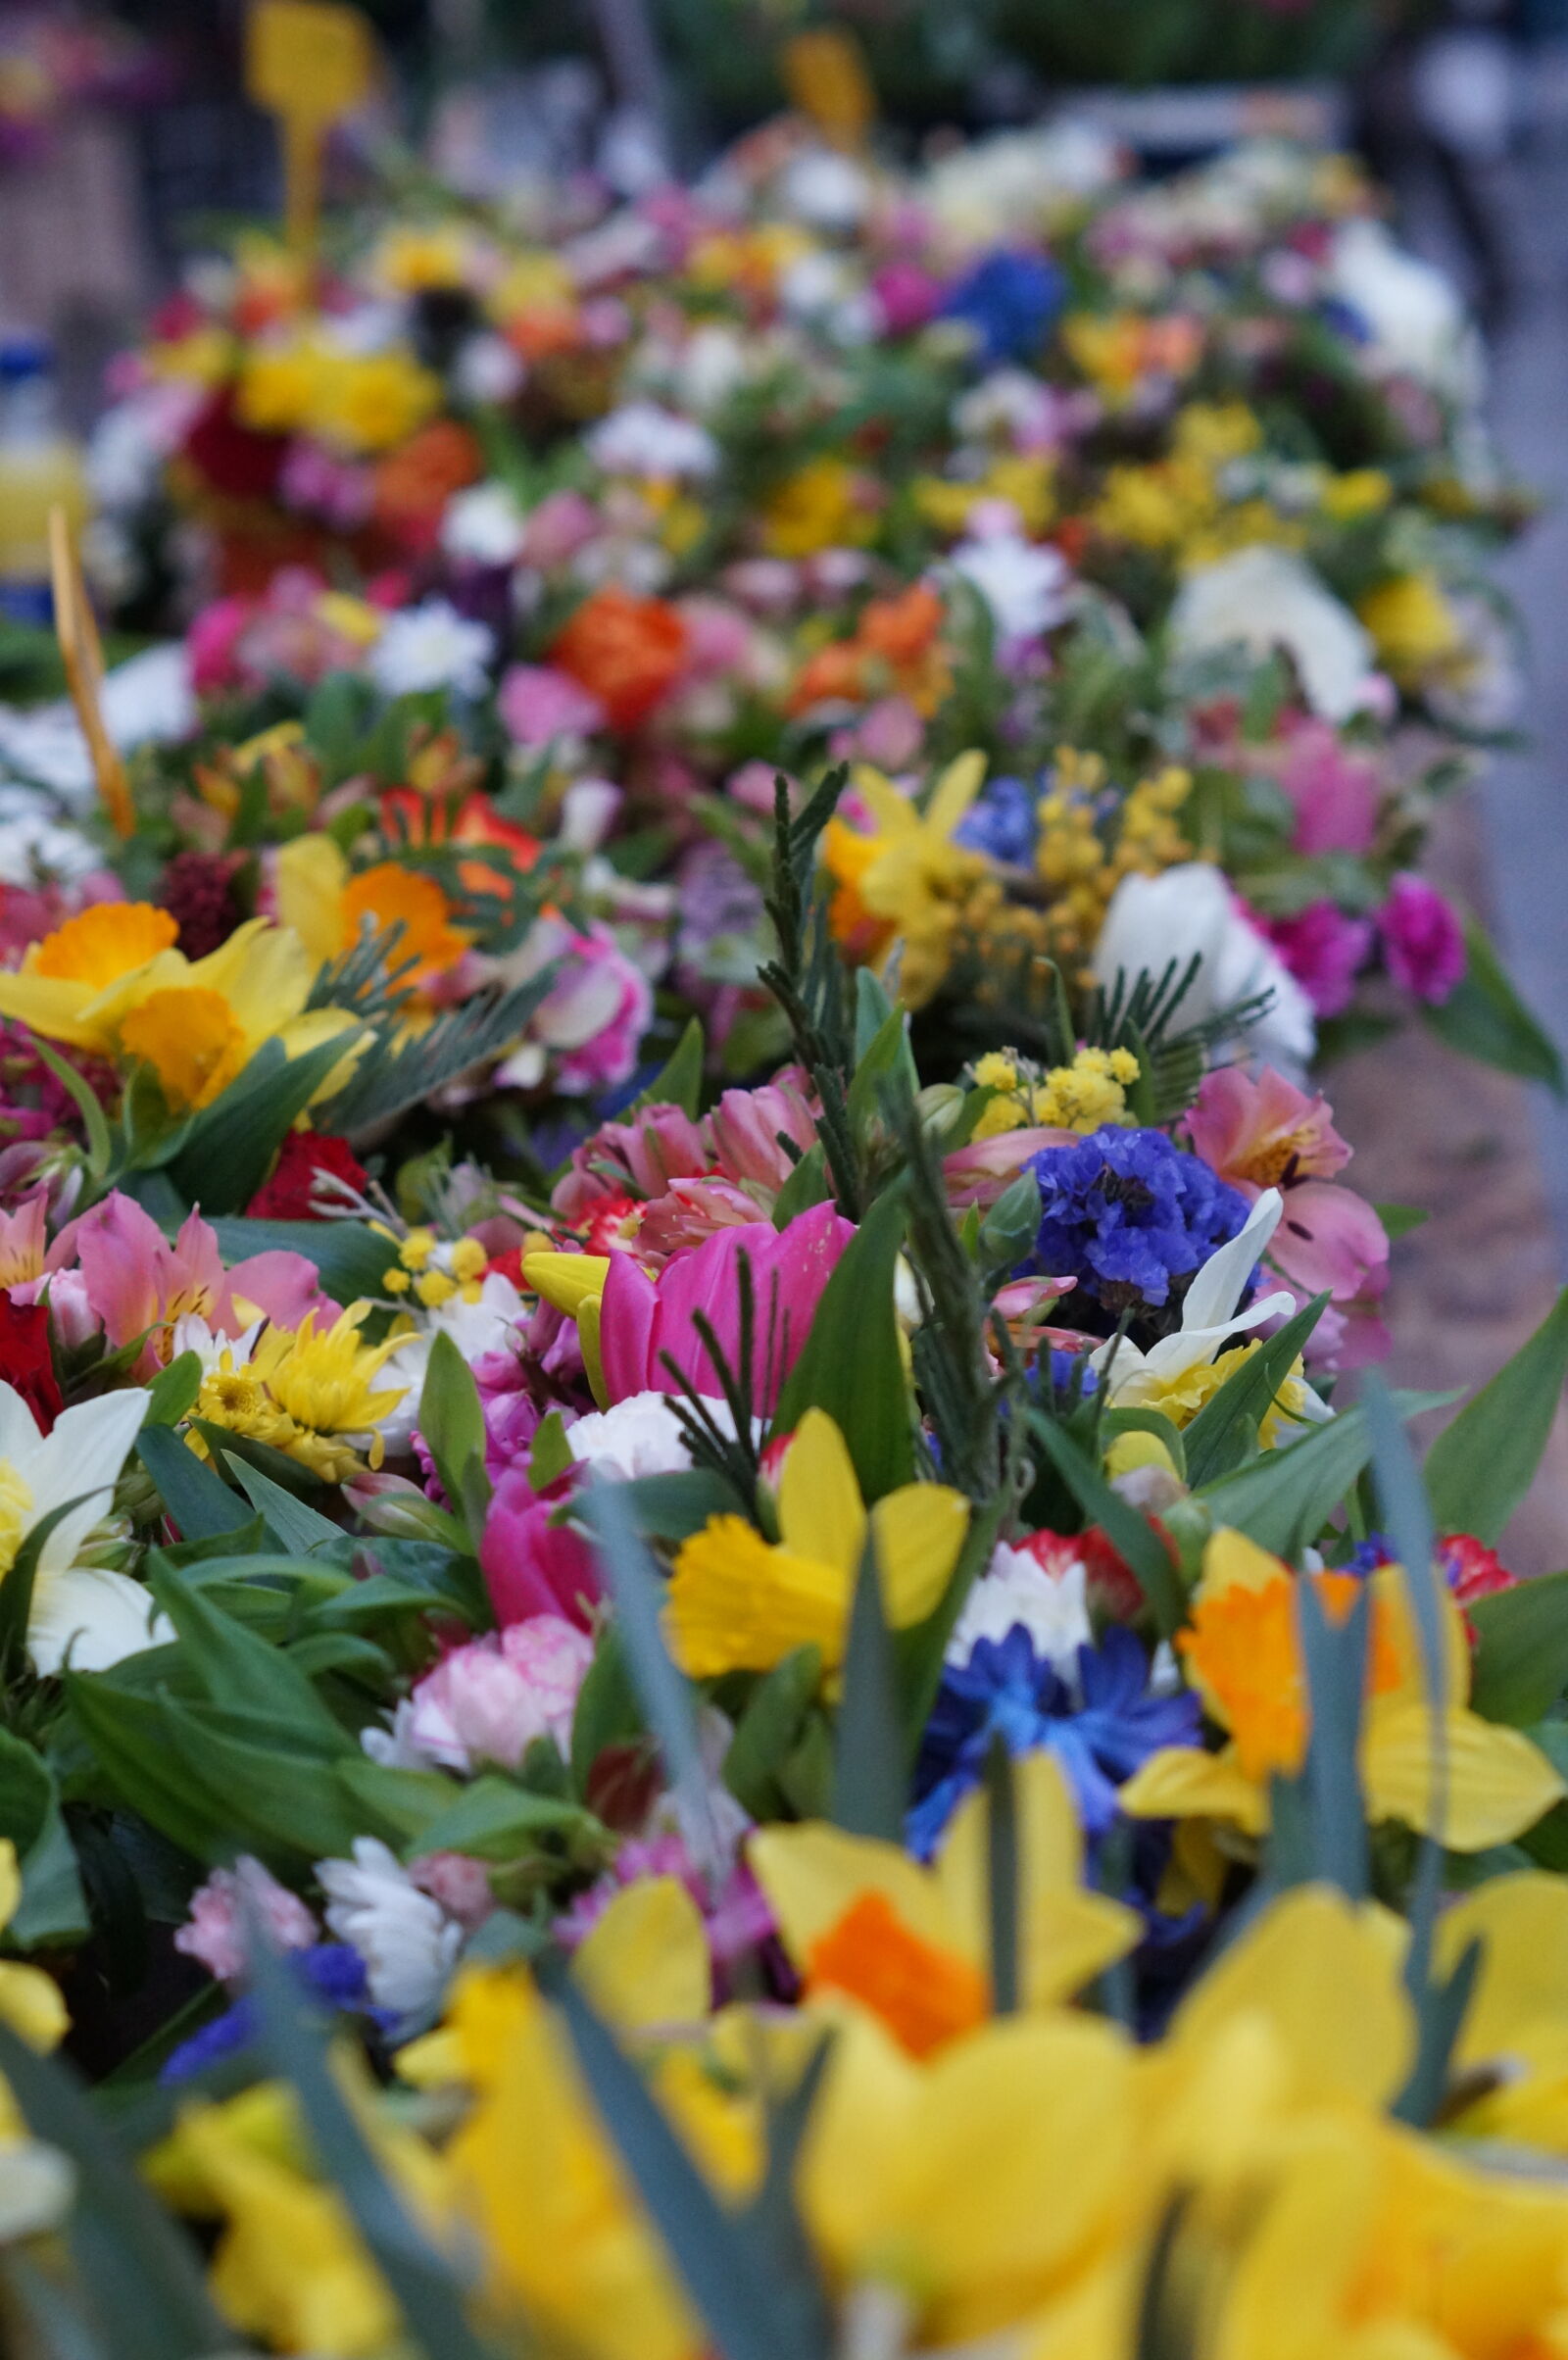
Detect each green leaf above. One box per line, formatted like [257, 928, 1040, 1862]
[614, 1468, 738, 1541]
[977, 1170, 1041, 1282]
[569, 1629, 644, 1797]
[1178, 1294, 1329, 1489]
[28, 1035, 111, 1181]
[141, 1352, 203, 1429]
[528, 1409, 574, 1493]
[1375, 1202, 1430, 1243]
[771, 1143, 831, 1229]
[984, 1736, 1019, 2013]
[1422, 920, 1565, 1093]
[1424, 1288, 1568, 1546]
[1029, 1415, 1182, 1640]
[414, 1775, 606, 1863]
[0, 1497, 102, 1678]
[848, 1007, 917, 1145]
[771, 1187, 913, 1500]
[419, 1330, 490, 1540]
[633, 1016, 705, 1118]
[164, 1034, 357, 1214]
[0, 1723, 53, 1861]
[723, 1647, 823, 1822]
[209, 1215, 394, 1303]
[335, 1756, 464, 1842]
[229, 1460, 342, 1554]
[147, 1564, 349, 1751]
[831, 1537, 904, 1844]
[0, 2024, 228, 2360]
[63, 1678, 236, 1860]
[2, 1731, 87, 1946]
[135, 1424, 253, 1541]
[1200, 1406, 1375, 1558]
[1468, 1571, 1568, 1724]
[159, 1700, 381, 1863]
[1101, 1407, 1187, 1484]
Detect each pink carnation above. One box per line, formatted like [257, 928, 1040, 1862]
[174, 1857, 318, 1983]
[1379, 874, 1466, 1005]
[1261, 901, 1374, 1017]
[407, 1614, 595, 1772]
[498, 663, 607, 748]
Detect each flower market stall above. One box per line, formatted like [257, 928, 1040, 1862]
[0, 13, 1565, 2357]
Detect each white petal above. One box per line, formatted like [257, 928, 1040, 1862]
[1181, 1190, 1284, 1336]
[0, 1382, 42, 1468]
[27, 1566, 170, 1676]
[1135, 1291, 1299, 1390]
[24, 1390, 150, 1574]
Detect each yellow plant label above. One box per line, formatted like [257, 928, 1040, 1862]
[780, 27, 874, 153]
[246, 0, 373, 125]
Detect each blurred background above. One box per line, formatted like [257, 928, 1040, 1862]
[1, 0, 1566, 1550]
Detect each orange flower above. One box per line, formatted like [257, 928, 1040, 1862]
[805, 1891, 989, 2059]
[32, 904, 177, 991]
[338, 863, 472, 989]
[1177, 1567, 1402, 1785]
[789, 582, 952, 719]
[549, 587, 688, 732]
[379, 788, 540, 908]
[372, 419, 484, 557]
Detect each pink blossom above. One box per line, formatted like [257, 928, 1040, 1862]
[943, 1127, 1078, 1210]
[59, 1194, 328, 1374]
[553, 1099, 710, 1221]
[599, 1200, 854, 1412]
[873, 260, 942, 334]
[278, 436, 373, 527]
[708, 1080, 819, 1191]
[674, 597, 753, 680]
[521, 489, 602, 567]
[410, 1851, 495, 1931]
[1271, 1181, 1390, 1305]
[407, 1614, 595, 1771]
[1261, 901, 1374, 1016]
[480, 1469, 601, 1628]
[1379, 874, 1466, 1005]
[1277, 719, 1380, 856]
[175, 1857, 318, 1983]
[498, 663, 607, 748]
[186, 596, 254, 694]
[555, 1833, 773, 1981]
[830, 695, 926, 770]
[1186, 1065, 1350, 1193]
[520, 922, 655, 1097]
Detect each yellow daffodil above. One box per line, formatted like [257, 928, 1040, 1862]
[1357, 571, 1467, 685]
[751, 1751, 1138, 2046]
[0, 903, 364, 1111]
[274, 835, 473, 1008]
[822, 751, 990, 1007]
[1120, 1529, 1566, 1850]
[0, 1838, 68, 2080]
[665, 1407, 968, 1684]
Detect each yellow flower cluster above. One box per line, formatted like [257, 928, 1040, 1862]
[1034, 749, 1193, 969]
[233, 337, 443, 456]
[379, 1227, 490, 1308]
[970, 1044, 1141, 1137]
[913, 451, 1054, 537]
[762, 457, 881, 559]
[193, 1306, 407, 1484]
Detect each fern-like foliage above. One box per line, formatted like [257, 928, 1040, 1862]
[315, 968, 558, 1135]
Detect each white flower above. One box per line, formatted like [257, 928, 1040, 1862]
[440, 480, 527, 566]
[924, 123, 1119, 240]
[776, 149, 874, 231]
[953, 368, 1060, 444]
[585, 401, 718, 482]
[317, 1837, 464, 2020]
[1089, 1188, 1309, 1401]
[1092, 861, 1316, 1078]
[948, 532, 1070, 642]
[360, 1697, 434, 1771]
[0, 1383, 164, 1676]
[565, 1391, 699, 1482]
[0, 792, 101, 885]
[1327, 219, 1483, 404]
[451, 331, 526, 408]
[1167, 546, 1378, 724]
[376, 1271, 525, 1456]
[103, 644, 195, 748]
[0, 2140, 74, 2243]
[368, 599, 495, 699]
[946, 1543, 1092, 1673]
[671, 323, 750, 414]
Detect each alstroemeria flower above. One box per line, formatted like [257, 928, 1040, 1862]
[664, 1408, 967, 1685]
[1120, 1529, 1566, 1851]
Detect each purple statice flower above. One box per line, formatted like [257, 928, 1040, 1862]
[954, 774, 1037, 865]
[1026, 1127, 1250, 1311]
[160, 1943, 392, 2086]
[940, 250, 1064, 366]
[908, 1625, 1201, 1856]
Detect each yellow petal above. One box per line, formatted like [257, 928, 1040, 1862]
[748, 1824, 956, 1969]
[778, 1408, 865, 1581]
[273, 831, 351, 965]
[1363, 1702, 1567, 1850]
[571, 1879, 710, 2030]
[523, 1253, 611, 1320]
[849, 766, 918, 836]
[1436, 1872, 1568, 2069]
[1199, 1525, 1290, 1602]
[1168, 1885, 1412, 2110]
[925, 748, 988, 841]
[665, 1516, 846, 1678]
[868, 1481, 968, 1628]
[1118, 1743, 1269, 1836]
[0, 1959, 68, 2052]
[0, 1840, 18, 1928]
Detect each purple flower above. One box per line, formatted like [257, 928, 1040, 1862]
[160, 1943, 389, 2086]
[1378, 874, 1466, 1006]
[940, 250, 1064, 366]
[1026, 1126, 1250, 1311]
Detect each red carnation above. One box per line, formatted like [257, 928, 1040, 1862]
[0, 1291, 63, 1434]
[247, 1132, 368, 1222]
[183, 387, 286, 503]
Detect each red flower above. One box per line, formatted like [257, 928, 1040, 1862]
[183, 388, 286, 503]
[247, 1133, 368, 1223]
[548, 587, 688, 732]
[0, 1291, 63, 1434]
[1019, 1524, 1160, 1625]
[1442, 1532, 1518, 1606]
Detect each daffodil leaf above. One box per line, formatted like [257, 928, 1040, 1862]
[227, 1461, 342, 1554]
[27, 1033, 111, 1182]
[545, 1962, 830, 2360]
[771, 1185, 914, 1500]
[1423, 1287, 1568, 1546]
[984, 1734, 1020, 2014]
[1421, 919, 1565, 1093]
[0, 2022, 228, 2360]
[146, 1562, 350, 1753]
[1178, 1294, 1328, 1489]
[243, 1927, 499, 2360]
[633, 1015, 705, 1118]
[1029, 1414, 1183, 1641]
[158, 1701, 385, 1865]
[723, 1646, 823, 1822]
[832, 1534, 905, 1845]
[209, 1214, 395, 1303]
[62, 1678, 236, 1862]
[140, 1351, 202, 1429]
[1467, 1570, 1568, 1725]
[1279, 1574, 1370, 1899]
[135, 1423, 253, 1542]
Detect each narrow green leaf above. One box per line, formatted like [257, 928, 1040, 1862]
[723, 1647, 823, 1822]
[633, 1016, 705, 1118]
[984, 1734, 1019, 2014]
[209, 1216, 395, 1303]
[414, 1776, 606, 1863]
[1467, 1571, 1568, 1724]
[1179, 1295, 1328, 1490]
[135, 1424, 252, 1542]
[1424, 1288, 1568, 1546]
[141, 1352, 203, 1429]
[848, 1007, 917, 1145]
[771, 1143, 831, 1229]
[771, 1187, 913, 1500]
[419, 1330, 490, 1539]
[527, 1410, 574, 1493]
[63, 1677, 235, 1860]
[28, 1035, 111, 1180]
[165, 1035, 357, 1214]
[1029, 1416, 1182, 1640]
[147, 1564, 349, 1749]
[831, 1535, 905, 1844]
[230, 1461, 343, 1554]
[1422, 919, 1565, 1093]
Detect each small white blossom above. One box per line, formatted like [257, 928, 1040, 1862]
[441, 480, 527, 566]
[946, 1543, 1092, 1674]
[369, 600, 495, 700]
[317, 1837, 464, 2020]
[586, 401, 718, 481]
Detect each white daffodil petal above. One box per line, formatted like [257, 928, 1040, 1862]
[1180, 1188, 1284, 1335]
[27, 1566, 170, 1677]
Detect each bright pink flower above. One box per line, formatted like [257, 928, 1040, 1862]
[674, 596, 753, 680]
[526, 923, 654, 1097]
[1379, 874, 1466, 1005]
[407, 1615, 595, 1770]
[175, 1857, 317, 1983]
[410, 1851, 495, 1931]
[600, 1201, 854, 1412]
[498, 663, 607, 748]
[186, 595, 255, 694]
[873, 260, 943, 334]
[1261, 901, 1374, 1016]
[1271, 1179, 1390, 1303]
[480, 1469, 601, 1629]
[708, 1080, 818, 1191]
[1186, 1065, 1350, 1193]
[59, 1193, 327, 1374]
[1277, 718, 1380, 856]
[554, 1099, 710, 1222]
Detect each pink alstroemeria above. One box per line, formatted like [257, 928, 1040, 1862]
[943, 1127, 1078, 1211]
[600, 1200, 854, 1413]
[1186, 1064, 1350, 1192]
[52, 1193, 328, 1375]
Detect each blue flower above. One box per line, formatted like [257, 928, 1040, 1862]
[1026, 1126, 1250, 1311]
[954, 774, 1037, 865]
[161, 1942, 390, 2088]
[908, 1625, 1201, 1855]
[940, 251, 1064, 367]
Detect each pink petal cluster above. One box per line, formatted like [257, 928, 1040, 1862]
[407, 1614, 595, 1772]
[519, 920, 654, 1098]
[1261, 901, 1374, 1016]
[1378, 874, 1466, 1005]
[1276, 718, 1380, 856]
[175, 1856, 318, 1983]
[480, 1474, 602, 1629]
[552, 1072, 820, 1257]
[498, 663, 607, 747]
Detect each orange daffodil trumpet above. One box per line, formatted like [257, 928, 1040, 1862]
[0, 901, 365, 1113]
[1121, 1527, 1566, 1849]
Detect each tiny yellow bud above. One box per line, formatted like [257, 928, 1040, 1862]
[383, 1267, 412, 1296]
[449, 1238, 487, 1284]
[415, 1270, 458, 1308]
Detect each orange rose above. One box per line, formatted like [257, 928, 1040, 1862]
[372, 418, 484, 557]
[548, 587, 688, 732]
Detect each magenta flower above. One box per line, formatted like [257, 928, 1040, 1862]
[1379, 874, 1466, 1005]
[497, 663, 607, 748]
[1262, 901, 1375, 1016]
[479, 1469, 601, 1630]
[599, 1201, 854, 1413]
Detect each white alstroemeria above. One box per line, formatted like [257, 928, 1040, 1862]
[317, 1837, 463, 2020]
[0, 1383, 165, 1675]
[368, 600, 495, 700]
[167, 1313, 262, 1376]
[1167, 545, 1378, 724]
[1091, 861, 1316, 1080]
[946, 1543, 1092, 1674]
[440, 479, 527, 567]
[1089, 1190, 1327, 1421]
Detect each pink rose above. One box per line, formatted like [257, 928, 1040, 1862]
[1378, 874, 1466, 1005]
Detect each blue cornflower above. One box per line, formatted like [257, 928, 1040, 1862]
[908, 1625, 1201, 1856]
[161, 1942, 389, 2087]
[940, 250, 1064, 367]
[954, 774, 1037, 865]
[1026, 1126, 1250, 1311]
